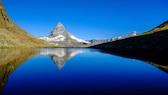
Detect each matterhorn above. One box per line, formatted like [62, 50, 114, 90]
[39, 22, 90, 47]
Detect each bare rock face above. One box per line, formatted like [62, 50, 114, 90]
[0, 1, 51, 47]
[49, 22, 67, 37]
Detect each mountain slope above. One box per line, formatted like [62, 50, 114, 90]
[39, 22, 90, 47]
[91, 20, 168, 52]
[91, 20, 168, 69]
[0, 1, 52, 47]
[144, 20, 168, 35]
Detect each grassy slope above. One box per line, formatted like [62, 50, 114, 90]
[143, 20, 168, 34]
[0, 1, 53, 48]
[91, 20, 168, 52]
[91, 20, 168, 71]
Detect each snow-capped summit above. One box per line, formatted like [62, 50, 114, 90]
[39, 22, 90, 47]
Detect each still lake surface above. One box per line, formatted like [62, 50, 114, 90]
[0, 48, 168, 95]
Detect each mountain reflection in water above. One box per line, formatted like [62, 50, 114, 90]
[38, 48, 89, 70]
[0, 48, 167, 95]
[38, 48, 168, 74]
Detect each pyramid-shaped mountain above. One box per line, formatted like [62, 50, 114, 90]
[39, 22, 90, 47]
[49, 22, 75, 40]
[0, 1, 51, 47]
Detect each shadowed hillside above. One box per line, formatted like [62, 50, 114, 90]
[0, 1, 52, 48]
[0, 49, 37, 93]
[91, 20, 168, 72]
[91, 20, 168, 52]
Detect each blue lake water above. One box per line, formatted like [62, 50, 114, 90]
[0, 48, 168, 95]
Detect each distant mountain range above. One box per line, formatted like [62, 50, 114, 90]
[39, 22, 138, 47]
[91, 21, 168, 73]
[91, 20, 168, 52]
[90, 20, 168, 73]
[0, 1, 52, 48]
[88, 31, 138, 45]
[39, 22, 90, 47]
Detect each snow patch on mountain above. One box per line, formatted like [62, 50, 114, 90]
[70, 35, 90, 43]
[39, 35, 66, 42]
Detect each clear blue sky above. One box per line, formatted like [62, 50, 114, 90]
[2, 0, 168, 39]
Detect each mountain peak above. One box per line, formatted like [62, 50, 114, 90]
[57, 22, 65, 29]
[39, 22, 90, 47]
[57, 21, 63, 25]
[49, 22, 66, 37]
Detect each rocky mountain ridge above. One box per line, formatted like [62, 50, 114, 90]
[88, 31, 138, 45]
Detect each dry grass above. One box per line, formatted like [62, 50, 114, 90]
[0, 2, 54, 48]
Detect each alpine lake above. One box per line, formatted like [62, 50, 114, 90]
[0, 48, 168, 95]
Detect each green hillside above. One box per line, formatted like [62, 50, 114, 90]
[0, 1, 52, 48]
